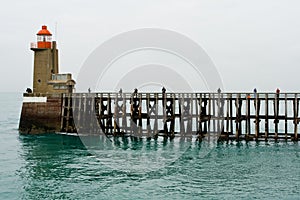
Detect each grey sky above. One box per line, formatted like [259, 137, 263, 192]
[1, 0, 300, 92]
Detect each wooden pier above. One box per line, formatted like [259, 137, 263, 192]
[60, 92, 300, 141]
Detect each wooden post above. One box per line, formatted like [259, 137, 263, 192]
[122, 93, 127, 134]
[246, 93, 250, 138]
[171, 93, 175, 138]
[235, 94, 240, 140]
[195, 94, 199, 136]
[146, 93, 150, 139]
[225, 94, 229, 136]
[138, 94, 142, 138]
[154, 93, 158, 139]
[265, 93, 269, 140]
[274, 93, 279, 140]
[189, 93, 193, 137]
[198, 93, 202, 135]
[107, 93, 112, 135]
[113, 94, 118, 136]
[285, 93, 288, 140]
[255, 94, 260, 139]
[229, 94, 233, 137]
[217, 92, 221, 137]
[90, 94, 95, 134]
[78, 93, 82, 129]
[212, 93, 216, 134]
[208, 93, 212, 136]
[293, 94, 298, 141]
[162, 92, 167, 138]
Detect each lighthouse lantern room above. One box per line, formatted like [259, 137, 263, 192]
[37, 25, 52, 48]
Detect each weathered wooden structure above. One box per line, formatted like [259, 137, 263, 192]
[55, 92, 300, 141]
[19, 25, 300, 142]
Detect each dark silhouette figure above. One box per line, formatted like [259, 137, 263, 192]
[162, 87, 166, 94]
[26, 88, 32, 93]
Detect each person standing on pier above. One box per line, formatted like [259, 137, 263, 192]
[119, 88, 123, 98]
[131, 88, 138, 100]
[162, 87, 166, 110]
[274, 88, 280, 123]
[253, 88, 258, 108]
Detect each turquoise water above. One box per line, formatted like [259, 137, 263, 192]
[1, 93, 300, 199]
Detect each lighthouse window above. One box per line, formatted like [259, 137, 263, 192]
[37, 35, 43, 41]
[53, 84, 67, 90]
[52, 74, 68, 81]
[46, 36, 52, 42]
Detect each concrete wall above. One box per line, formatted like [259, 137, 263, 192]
[19, 95, 63, 134]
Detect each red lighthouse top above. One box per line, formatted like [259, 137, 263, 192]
[36, 25, 52, 48]
[37, 25, 52, 36]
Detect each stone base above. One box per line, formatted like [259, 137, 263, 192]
[19, 94, 63, 134]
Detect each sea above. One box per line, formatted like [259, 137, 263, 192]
[0, 93, 300, 200]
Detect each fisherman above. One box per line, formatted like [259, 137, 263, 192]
[88, 88, 91, 93]
[253, 88, 257, 98]
[118, 88, 123, 98]
[162, 87, 166, 94]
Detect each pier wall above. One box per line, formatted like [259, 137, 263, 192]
[19, 94, 63, 134]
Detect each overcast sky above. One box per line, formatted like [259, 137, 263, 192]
[1, 0, 300, 92]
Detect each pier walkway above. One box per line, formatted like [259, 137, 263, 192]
[60, 92, 300, 141]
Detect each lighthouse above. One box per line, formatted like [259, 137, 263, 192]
[19, 25, 76, 134]
[30, 25, 75, 94]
